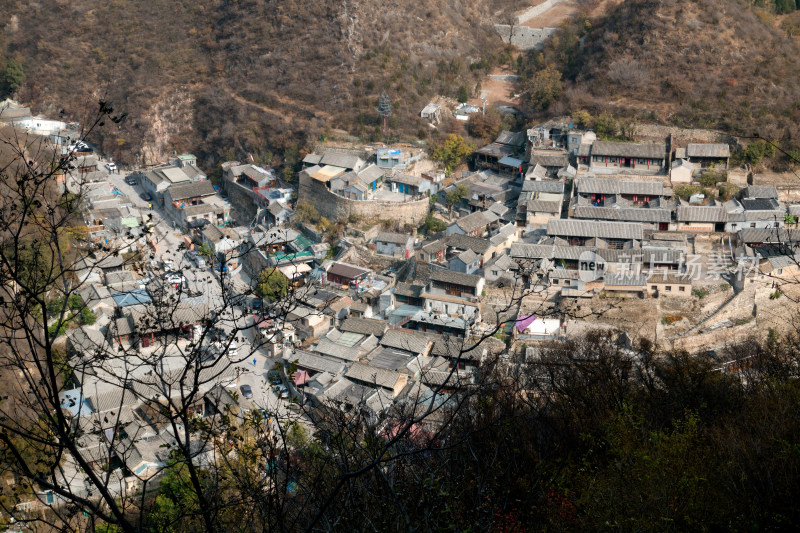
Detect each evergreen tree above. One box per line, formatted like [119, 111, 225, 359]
[1, 58, 24, 97]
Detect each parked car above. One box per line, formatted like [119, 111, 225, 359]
[276, 384, 290, 400]
[226, 340, 239, 358]
[267, 370, 281, 385]
[140, 191, 152, 201]
[240, 384, 253, 399]
[164, 272, 184, 285]
[162, 259, 174, 270]
[125, 175, 136, 185]
[106, 162, 117, 173]
[187, 250, 206, 268]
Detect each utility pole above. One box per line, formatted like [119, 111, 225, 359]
[377, 92, 392, 137]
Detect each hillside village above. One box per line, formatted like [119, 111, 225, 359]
[4, 89, 800, 512]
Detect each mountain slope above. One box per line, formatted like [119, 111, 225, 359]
[530, 0, 800, 162]
[0, 0, 525, 166]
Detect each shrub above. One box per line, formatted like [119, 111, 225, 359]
[692, 287, 709, 299]
[698, 169, 726, 187]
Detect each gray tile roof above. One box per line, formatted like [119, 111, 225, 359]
[526, 164, 547, 180]
[388, 173, 424, 186]
[394, 282, 424, 299]
[287, 349, 346, 375]
[527, 200, 561, 214]
[357, 164, 384, 182]
[376, 231, 411, 245]
[319, 152, 362, 170]
[547, 219, 644, 240]
[453, 249, 479, 265]
[646, 273, 693, 284]
[444, 233, 492, 254]
[642, 248, 685, 264]
[549, 269, 581, 279]
[380, 329, 432, 355]
[495, 130, 526, 147]
[489, 223, 518, 246]
[487, 202, 510, 217]
[762, 253, 800, 271]
[166, 180, 216, 201]
[368, 347, 414, 370]
[745, 185, 779, 200]
[739, 228, 800, 244]
[476, 143, 515, 158]
[577, 143, 592, 157]
[576, 177, 664, 196]
[604, 273, 647, 287]
[521, 179, 564, 193]
[590, 141, 667, 160]
[268, 201, 290, 216]
[421, 240, 448, 255]
[530, 152, 569, 168]
[302, 154, 323, 165]
[313, 339, 361, 362]
[340, 317, 388, 337]
[345, 362, 402, 389]
[327, 262, 371, 280]
[745, 211, 785, 222]
[676, 205, 727, 222]
[455, 211, 491, 233]
[427, 334, 487, 361]
[741, 198, 778, 211]
[572, 206, 672, 223]
[686, 143, 730, 158]
[429, 268, 483, 288]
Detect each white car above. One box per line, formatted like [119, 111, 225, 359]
[105, 162, 117, 173]
[275, 384, 290, 400]
[227, 340, 239, 358]
[164, 273, 184, 285]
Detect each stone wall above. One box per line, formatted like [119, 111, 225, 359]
[665, 323, 754, 353]
[299, 172, 429, 226]
[777, 186, 800, 203]
[226, 183, 259, 225]
[515, 0, 563, 24]
[494, 25, 557, 50]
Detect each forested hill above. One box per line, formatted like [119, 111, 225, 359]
[528, 0, 800, 166]
[0, 0, 526, 167]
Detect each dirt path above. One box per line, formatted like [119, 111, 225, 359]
[520, 0, 579, 28]
[470, 68, 521, 110]
[224, 88, 291, 124]
[520, 0, 622, 28]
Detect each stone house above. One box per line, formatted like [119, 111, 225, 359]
[375, 231, 414, 258]
[685, 143, 730, 170]
[449, 249, 481, 274]
[585, 141, 667, 172]
[164, 180, 230, 229]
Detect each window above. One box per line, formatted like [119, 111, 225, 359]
[679, 286, 685, 292]
[777, 269, 783, 275]
[651, 286, 657, 291]
[750, 223, 756, 228]
[552, 279, 559, 285]
[492, 270, 498, 276]
[665, 286, 672, 292]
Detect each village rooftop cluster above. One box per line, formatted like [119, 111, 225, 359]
[3, 98, 800, 510]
